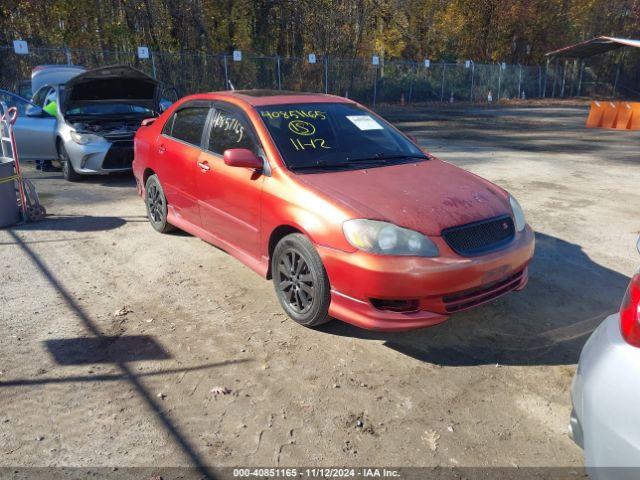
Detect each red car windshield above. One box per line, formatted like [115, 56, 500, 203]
[257, 103, 427, 172]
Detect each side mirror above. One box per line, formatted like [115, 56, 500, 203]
[637, 236, 640, 255]
[159, 99, 172, 113]
[223, 148, 263, 169]
[141, 118, 156, 127]
[25, 105, 44, 117]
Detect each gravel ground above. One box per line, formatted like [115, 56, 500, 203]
[1, 104, 638, 475]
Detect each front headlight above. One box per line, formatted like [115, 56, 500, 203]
[343, 219, 439, 257]
[509, 195, 526, 232]
[70, 131, 105, 145]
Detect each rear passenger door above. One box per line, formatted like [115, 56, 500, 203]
[156, 101, 210, 228]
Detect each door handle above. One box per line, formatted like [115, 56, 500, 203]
[158, 144, 166, 154]
[197, 161, 210, 172]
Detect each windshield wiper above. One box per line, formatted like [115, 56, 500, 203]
[292, 158, 395, 171]
[346, 152, 429, 162]
[291, 153, 429, 172]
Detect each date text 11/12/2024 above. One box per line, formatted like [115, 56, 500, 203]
[232, 468, 401, 478]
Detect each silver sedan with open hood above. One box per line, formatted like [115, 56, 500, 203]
[58, 65, 162, 180]
[18, 65, 162, 181]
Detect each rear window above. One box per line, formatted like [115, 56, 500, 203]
[167, 107, 209, 146]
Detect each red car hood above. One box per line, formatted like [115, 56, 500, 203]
[296, 159, 511, 236]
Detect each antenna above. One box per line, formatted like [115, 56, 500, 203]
[228, 80, 235, 91]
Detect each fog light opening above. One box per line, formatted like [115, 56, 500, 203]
[370, 298, 420, 313]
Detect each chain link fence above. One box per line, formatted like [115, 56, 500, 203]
[0, 45, 622, 104]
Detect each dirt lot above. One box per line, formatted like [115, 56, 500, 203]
[1, 104, 639, 475]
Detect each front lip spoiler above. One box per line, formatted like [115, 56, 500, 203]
[328, 289, 450, 332]
[327, 266, 528, 332]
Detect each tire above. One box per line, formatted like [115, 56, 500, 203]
[59, 142, 81, 182]
[145, 174, 174, 233]
[272, 233, 331, 327]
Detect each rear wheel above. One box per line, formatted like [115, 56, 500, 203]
[145, 174, 174, 233]
[272, 233, 331, 327]
[59, 142, 81, 182]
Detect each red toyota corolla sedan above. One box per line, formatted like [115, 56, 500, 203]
[133, 90, 535, 332]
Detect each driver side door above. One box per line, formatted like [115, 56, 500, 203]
[8, 86, 57, 160]
[197, 102, 265, 258]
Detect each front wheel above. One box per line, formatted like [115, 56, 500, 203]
[272, 233, 331, 327]
[59, 143, 81, 182]
[145, 174, 174, 233]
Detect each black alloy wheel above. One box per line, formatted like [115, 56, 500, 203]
[272, 233, 331, 327]
[145, 174, 174, 233]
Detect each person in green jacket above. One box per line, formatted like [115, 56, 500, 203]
[42, 100, 57, 117]
[37, 100, 60, 172]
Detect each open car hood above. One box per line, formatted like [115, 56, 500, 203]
[62, 65, 160, 116]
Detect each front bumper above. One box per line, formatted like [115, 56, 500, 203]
[318, 225, 535, 331]
[570, 313, 640, 475]
[66, 139, 134, 174]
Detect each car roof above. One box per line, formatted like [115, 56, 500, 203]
[189, 90, 354, 107]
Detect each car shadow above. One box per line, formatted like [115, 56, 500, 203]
[319, 232, 631, 366]
[9, 214, 129, 232]
[79, 172, 137, 188]
[22, 167, 137, 188]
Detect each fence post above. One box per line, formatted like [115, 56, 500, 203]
[497, 63, 502, 101]
[65, 47, 72, 65]
[372, 64, 378, 106]
[276, 55, 282, 90]
[440, 63, 446, 102]
[469, 61, 475, 101]
[612, 61, 621, 98]
[150, 51, 157, 79]
[323, 55, 328, 94]
[538, 65, 542, 98]
[517, 64, 522, 98]
[407, 62, 415, 103]
[543, 58, 549, 97]
[560, 59, 567, 97]
[223, 54, 229, 90]
[577, 61, 584, 96]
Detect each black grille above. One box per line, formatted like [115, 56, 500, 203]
[442, 215, 515, 256]
[443, 270, 524, 312]
[102, 141, 134, 170]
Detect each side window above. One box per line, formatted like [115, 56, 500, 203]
[167, 107, 209, 146]
[162, 114, 175, 135]
[43, 88, 57, 107]
[31, 87, 49, 107]
[207, 106, 258, 155]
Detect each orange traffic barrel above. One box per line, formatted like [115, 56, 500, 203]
[599, 102, 619, 128]
[614, 102, 634, 130]
[628, 103, 640, 131]
[586, 101, 603, 128]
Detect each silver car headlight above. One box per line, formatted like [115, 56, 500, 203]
[70, 131, 105, 145]
[509, 195, 526, 232]
[343, 219, 439, 257]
